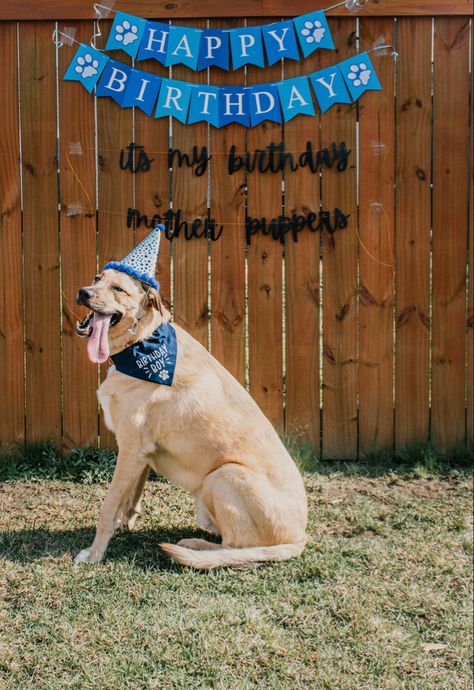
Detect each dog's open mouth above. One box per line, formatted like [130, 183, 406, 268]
[76, 310, 122, 364]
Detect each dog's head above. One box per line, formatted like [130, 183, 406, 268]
[76, 269, 167, 364]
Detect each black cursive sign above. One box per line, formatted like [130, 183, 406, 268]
[119, 142, 154, 173]
[127, 207, 224, 241]
[245, 208, 349, 245]
[228, 141, 351, 175]
[118, 140, 350, 178]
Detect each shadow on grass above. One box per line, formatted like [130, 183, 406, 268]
[0, 524, 217, 570]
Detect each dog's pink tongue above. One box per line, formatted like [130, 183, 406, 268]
[87, 313, 112, 364]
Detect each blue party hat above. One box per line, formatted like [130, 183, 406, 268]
[104, 225, 164, 290]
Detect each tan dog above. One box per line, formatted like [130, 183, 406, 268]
[74, 269, 307, 569]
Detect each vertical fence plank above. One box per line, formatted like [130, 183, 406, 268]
[59, 22, 98, 449]
[209, 20, 246, 384]
[97, 21, 134, 449]
[0, 22, 24, 446]
[395, 18, 432, 450]
[134, 57, 171, 307]
[172, 20, 209, 348]
[468, 36, 473, 446]
[320, 18, 358, 459]
[20, 22, 61, 445]
[431, 17, 470, 449]
[284, 53, 321, 447]
[246, 24, 284, 431]
[358, 19, 395, 454]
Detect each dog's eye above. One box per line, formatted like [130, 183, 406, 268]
[93, 275, 101, 284]
[111, 286, 125, 293]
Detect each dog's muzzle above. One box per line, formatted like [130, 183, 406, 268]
[77, 287, 93, 306]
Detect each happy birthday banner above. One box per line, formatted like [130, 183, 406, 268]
[63, 44, 381, 126]
[97, 7, 338, 71]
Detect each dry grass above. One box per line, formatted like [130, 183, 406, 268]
[0, 469, 472, 689]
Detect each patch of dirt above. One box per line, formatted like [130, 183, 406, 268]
[305, 474, 472, 502]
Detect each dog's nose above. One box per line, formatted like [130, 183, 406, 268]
[76, 287, 93, 305]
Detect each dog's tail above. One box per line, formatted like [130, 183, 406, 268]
[159, 539, 306, 570]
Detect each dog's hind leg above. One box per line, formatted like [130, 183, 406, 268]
[160, 464, 306, 569]
[195, 497, 220, 536]
[75, 449, 148, 564]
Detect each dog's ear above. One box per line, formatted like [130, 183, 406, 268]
[147, 287, 165, 317]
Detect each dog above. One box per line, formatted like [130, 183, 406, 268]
[74, 268, 307, 569]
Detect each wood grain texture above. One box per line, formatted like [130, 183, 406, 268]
[0, 23, 24, 445]
[394, 18, 431, 449]
[358, 18, 395, 454]
[246, 21, 284, 431]
[171, 20, 209, 348]
[431, 17, 470, 450]
[20, 22, 61, 445]
[1, 0, 472, 20]
[284, 52, 321, 447]
[320, 18, 358, 459]
[209, 20, 246, 384]
[134, 61, 171, 308]
[97, 24, 134, 449]
[59, 22, 99, 449]
[468, 33, 473, 446]
[2, 14, 472, 455]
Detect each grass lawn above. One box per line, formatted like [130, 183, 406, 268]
[0, 457, 472, 689]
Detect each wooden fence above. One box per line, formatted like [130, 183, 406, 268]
[0, 1, 472, 458]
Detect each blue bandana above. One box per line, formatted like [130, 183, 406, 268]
[111, 322, 177, 386]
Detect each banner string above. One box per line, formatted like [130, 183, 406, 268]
[54, 29, 397, 62]
[52, 29, 84, 49]
[65, 151, 95, 217]
[62, 290, 85, 322]
[355, 206, 394, 268]
[63, 143, 394, 271]
[72, 143, 390, 156]
[62, 202, 394, 268]
[89, 0, 370, 48]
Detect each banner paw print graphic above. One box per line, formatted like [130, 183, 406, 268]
[115, 20, 140, 47]
[105, 12, 147, 57]
[340, 53, 382, 98]
[63, 44, 109, 92]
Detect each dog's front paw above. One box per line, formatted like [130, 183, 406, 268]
[74, 548, 100, 564]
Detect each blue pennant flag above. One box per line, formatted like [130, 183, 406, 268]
[229, 26, 265, 70]
[96, 59, 132, 105]
[277, 76, 315, 122]
[137, 21, 170, 65]
[247, 83, 282, 126]
[155, 79, 193, 123]
[166, 25, 202, 71]
[188, 85, 220, 127]
[262, 20, 300, 66]
[197, 29, 230, 71]
[310, 65, 352, 112]
[339, 52, 382, 100]
[219, 86, 250, 126]
[63, 44, 109, 93]
[121, 69, 162, 116]
[105, 11, 147, 59]
[293, 11, 334, 57]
